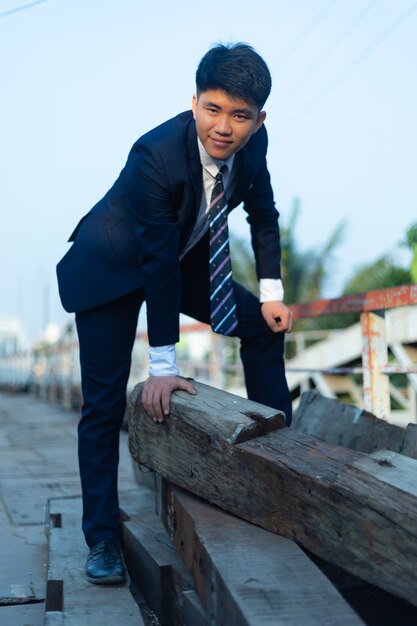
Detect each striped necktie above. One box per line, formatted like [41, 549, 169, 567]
[209, 166, 238, 336]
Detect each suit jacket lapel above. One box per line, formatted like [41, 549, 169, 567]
[228, 148, 252, 209]
[186, 119, 203, 205]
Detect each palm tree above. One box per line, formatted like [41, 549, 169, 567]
[281, 198, 346, 306]
[230, 197, 346, 309]
[229, 234, 258, 295]
[343, 256, 410, 295]
[403, 222, 417, 283]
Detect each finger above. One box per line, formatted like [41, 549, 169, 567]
[283, 311, 293, 333]
[276, 318, 287, 331]
[141, 388, 152, 416]
[143, 387, 158, 421]
[273, 316, 282, 330]
[178, 379, 197, 395]
[266, 316, 278, 332]
[277, 311, 292, 332]
[268, 322, 279, 332]
[144, 385, 161, 422]
[160, 386, 172, 419]
[152, 391, 165, 422]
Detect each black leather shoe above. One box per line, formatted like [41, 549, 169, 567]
[85, 540, 127, 585]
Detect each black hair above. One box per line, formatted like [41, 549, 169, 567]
[195, 42, 272, 110]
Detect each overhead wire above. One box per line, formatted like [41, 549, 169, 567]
[273, 0, 339, 71]
[276, 2, 417, 137]
[272, 0, 302, 39]
[0, 0, 48, 18]
[278, 0, 379, 107]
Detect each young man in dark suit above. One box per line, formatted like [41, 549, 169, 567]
[57, 42, 293, 584]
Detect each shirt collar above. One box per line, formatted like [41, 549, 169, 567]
[197, 138, 235, 178]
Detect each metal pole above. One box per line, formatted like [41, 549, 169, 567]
[360, 311, 390, 420]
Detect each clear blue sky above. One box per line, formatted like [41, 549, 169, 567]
[1, 0, 416, 341]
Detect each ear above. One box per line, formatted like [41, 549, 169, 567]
[192, 94, 198, 119]
[254, 110, 266, 132]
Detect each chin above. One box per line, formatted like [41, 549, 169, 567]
[209, 150, 228, 160]
[202, 138, 234, 160]
[208, 146, 234, 160]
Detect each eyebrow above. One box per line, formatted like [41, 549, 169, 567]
[233, 108, 255, 116]
[204, 101, 255, 117]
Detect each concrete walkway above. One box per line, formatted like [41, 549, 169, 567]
[0, 391, 137, 626]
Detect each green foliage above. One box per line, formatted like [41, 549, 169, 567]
[403, 222, 417, 248]
[402, 222, 417, 283]
[229, 235, 258, 295]
[230, 197, 346, 307]
[343, 256, 410, 295]
[230, 202, 414, 334]
[320, 255, 411, 330]
[280, 198, 346, 306]
[411, 246, 417, 284]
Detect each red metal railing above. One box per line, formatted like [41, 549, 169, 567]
[289, 284, 417, 421]
[290, 284, 417, 320]
[2, 285, 416, 422]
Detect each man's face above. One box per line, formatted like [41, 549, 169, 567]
[192, 90, 266, 161]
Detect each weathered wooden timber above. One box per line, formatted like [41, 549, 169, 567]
[181, 590, 209, 626]
[293, 390, 417, 457]
[158, 481, 364, 625]
[128, 381, 417, 607]
[45, 496, 143, 626]
[119, 488, 205, 626]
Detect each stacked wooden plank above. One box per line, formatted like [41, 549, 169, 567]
[293, 390, 417, 457]
[160, 482, 364, 625]
[128, 381, 417, 615]
[120, 487, 202, 626]
[119, 479, 364, 625]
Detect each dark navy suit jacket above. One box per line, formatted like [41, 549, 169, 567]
[57, 110, 281, 346]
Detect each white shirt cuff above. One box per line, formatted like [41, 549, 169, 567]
[148, 344, 179, 377]
[259, 278, 284, 302]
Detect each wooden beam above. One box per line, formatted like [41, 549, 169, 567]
[293, 390, 417, 457]
[129, 381, 285, 453]
[182, 590, 209, 626]
[119, 488, 203, 626]
[160, 483, 363, 625]
[128, 382, 417, 607]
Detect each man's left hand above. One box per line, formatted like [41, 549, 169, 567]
[261, 301, 293, 333]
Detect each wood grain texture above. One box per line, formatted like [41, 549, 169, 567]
[182, 590, 209, 626]
[129, 381, 286, 450]
[160, 484, 363, 625]
[119, 488, 200, 626]
[128, 382, 417, 606]
[292, 391, 416, 456]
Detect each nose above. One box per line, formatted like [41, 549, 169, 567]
[214, 115, 232, 136]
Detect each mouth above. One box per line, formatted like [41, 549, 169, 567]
[210, 136, 232, 148]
